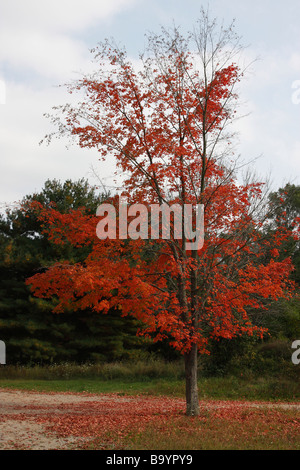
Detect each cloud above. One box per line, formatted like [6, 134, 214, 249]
[0, 0, 138, 207]
[0, 79, 117, 207]
[0, 28, 90, 82]
[289, 53, 300, 73]
[0, 0, 138, 81]
[0, 0, 138, 34]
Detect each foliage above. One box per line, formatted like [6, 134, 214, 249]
[266, 183, 300, 284]
[25, 12, 299, 415]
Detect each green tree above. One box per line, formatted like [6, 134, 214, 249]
[266, 183, 300, 284]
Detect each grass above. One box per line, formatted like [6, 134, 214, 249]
[0, 359, 299, 401]
[0, 361, 299, 450]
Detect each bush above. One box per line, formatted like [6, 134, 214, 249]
[0, 358, 185, 381]
[200, 335, 259, 377]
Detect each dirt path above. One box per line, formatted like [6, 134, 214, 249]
[0, 388, 138, 449]
[0, 388, 299, 450]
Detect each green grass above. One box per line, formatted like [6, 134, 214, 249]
[0, 375, 299, 401]
[0, 360, 299, 401]
[0, 378, 181, 395]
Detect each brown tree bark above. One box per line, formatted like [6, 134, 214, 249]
[184, 342, 200, 416]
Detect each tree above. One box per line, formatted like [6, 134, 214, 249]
[26, 11, 297, 415]
[243, 183, 300, 353]
[266, 183, 300, 284]
[0, 179, 146, 364]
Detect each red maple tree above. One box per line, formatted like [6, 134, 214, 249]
[26, 13, 297, 415]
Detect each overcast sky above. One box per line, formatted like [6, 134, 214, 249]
[0, 0, 299, 209]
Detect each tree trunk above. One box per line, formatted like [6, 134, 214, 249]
[184, 342, 200, 416]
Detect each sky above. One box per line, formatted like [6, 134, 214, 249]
[0, 0, 300, 210]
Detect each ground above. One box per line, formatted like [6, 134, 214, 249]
[0, 388, 299, 450]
